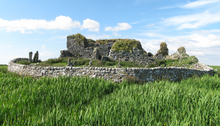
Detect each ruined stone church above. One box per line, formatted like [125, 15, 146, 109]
[60, 33, 190, 65]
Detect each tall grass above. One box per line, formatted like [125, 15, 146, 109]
[0, 65, 219, 125]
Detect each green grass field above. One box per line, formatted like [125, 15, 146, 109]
[0, 65, 219, 125]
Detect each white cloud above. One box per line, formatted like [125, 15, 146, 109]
[138, 31, 220, 59]
[86, 34, 112, 40]
[139, 32, 168, 38]
[161, 11, 220, 30]
[4, 45, 13, 48]
[42, 45, 46, 50]
[182, 0, 218, 8]
[105, 23, 132, 32]
[0, 15, 81, 33]
[130, 19, 145, 24]
[146, 23, 154, 27]
[81, 19, 100, 32]
[113, 32, 121, 36]
[192, 29, 220, 35]
[39, 52, 53, 57]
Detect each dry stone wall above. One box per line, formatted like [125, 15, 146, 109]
[8, 58, 215, 83]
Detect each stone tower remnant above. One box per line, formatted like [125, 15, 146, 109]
[153, 42, 169, 59]
[33, 51, 39, 63]
[166, 46, 193, 60]
[29, 52, 33, 62]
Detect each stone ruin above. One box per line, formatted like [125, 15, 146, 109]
[166, 47, 189, 60]
[29, 52, 33, 62]
[60, 33, 198, 66]
[60, 33, 155, 65]
[153, 42, 168, 60]
[29, 51, 39, 63]
[33, 51, 39, 63]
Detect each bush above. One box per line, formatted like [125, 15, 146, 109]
[155, 59, 166, 66]
[46, 58, 64, 65]
[104, 61, 115, 66]
[17, 60, 31, 65]
[147, 63, 158, 68]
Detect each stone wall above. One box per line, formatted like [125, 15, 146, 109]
[8, 58, 215, 84]
[60, 33, 153, 64]
[109, 48, 154, 65]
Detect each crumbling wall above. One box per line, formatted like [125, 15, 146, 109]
[8, 58, 215, 84]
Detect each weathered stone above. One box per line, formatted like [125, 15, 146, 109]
[144, 62, 149, 68]
[60, 50, 74, 57]
[153, 42, 168, 59]
[89, 60, 92, 67]
[29, 52, 33, 62]
[153, 54, 165, 60]
[118, 58, 121, 68]
[67, 58, 72, 66]
[166, 47, 190, 60]
[91, 48, 100, 60]
[72, 61, 76, 66]
[33, 51, 39, 63]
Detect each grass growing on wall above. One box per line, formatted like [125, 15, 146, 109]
[17, 56, 200, 69]
[0, 65, 219, 125]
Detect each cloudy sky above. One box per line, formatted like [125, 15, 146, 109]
[0, 0, 220, 65]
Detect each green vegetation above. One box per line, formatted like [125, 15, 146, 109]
[111, 39, 144, 53]
[177, 46, 186, 54]
[30, 57, 146, 68]
[67, 33, 87, 46]
[0, 65, 219, 125]
[16, 60, 31, 65]
[95, 39, 123, 45]
[16, 55, 199, 69]
[210, 65, 220, 77]
[147, 56, 198, 68]
[160, 42, 167, 48]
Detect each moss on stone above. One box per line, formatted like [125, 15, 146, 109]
[160, 42, 167, 48]
[67, 33, 87, 46]
[177, 47, 186, 54]
[67, 33, 86, 41]
[87, 39, 96, 46]
[95, 39, 125, 45]
[156, 42, 168, 56]
[111, 39, 144, 52]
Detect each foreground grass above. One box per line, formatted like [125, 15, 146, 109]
[0, 65, 219, 125]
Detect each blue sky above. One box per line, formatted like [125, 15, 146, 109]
[0, 0, 220, 66]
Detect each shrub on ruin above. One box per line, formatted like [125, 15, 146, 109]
[111, 39, 143, 52]
[160, 42, 167, 48]
[185, 56, 198, 65]
[177, 46, 186, 54]
[17, 60, 31, 65]
[46, 58, 64, 65]
[155, 59, 166, 66]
